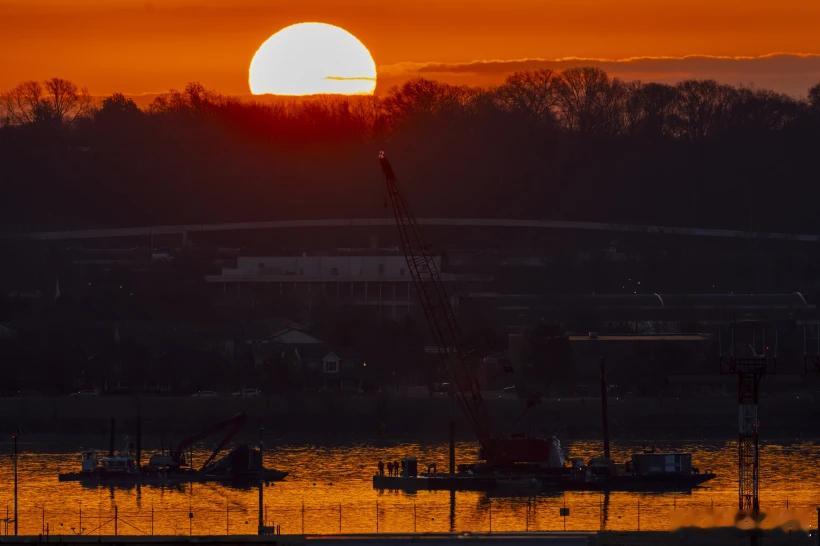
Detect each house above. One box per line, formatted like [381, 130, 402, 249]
[254, 328, 369, 391]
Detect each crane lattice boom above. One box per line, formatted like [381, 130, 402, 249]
[379, 152, 557, 467]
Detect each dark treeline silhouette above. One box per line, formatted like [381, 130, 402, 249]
[3, 69, 820, 232]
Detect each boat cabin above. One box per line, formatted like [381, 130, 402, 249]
[630, 452, 692, 475]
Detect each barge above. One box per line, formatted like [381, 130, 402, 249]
[59, 444, 287, 488]
[59, 413, 287, 488]
[373, 452, 715, 493]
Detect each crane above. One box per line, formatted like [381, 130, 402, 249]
[378, 151, 558, 467]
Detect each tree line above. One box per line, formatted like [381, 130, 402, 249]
[2, 68, 820, 232]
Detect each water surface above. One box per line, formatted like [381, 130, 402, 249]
[0, 439, 817, 535]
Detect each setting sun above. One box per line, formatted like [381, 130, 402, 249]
[248, 22, 377, 96]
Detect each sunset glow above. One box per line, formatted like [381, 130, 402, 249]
[249, 23, 377, 96]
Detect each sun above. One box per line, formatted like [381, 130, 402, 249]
[249, 22, 377, 96]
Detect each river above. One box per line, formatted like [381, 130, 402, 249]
[0, 439, 817, 535]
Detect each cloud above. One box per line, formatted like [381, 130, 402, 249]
[378, 54, 820, 97]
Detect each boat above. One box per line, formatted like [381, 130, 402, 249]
[372, 452, 715, 493]
[59, 413, 288, 488]
[59, 445, 287, 487]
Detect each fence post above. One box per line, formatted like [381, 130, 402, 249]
[226, 499, 229, 535]
[488, 500, 492, 534]
[376, 501, 379, 534]
[301, 501, 305, 535]
[114, 505, 118, 537]
[637, 499, 640, 531]
[339, 503, 342, 534]
[413, 501, 417, 533]
[525, 499, 529, 531]
[150, 504, 154, 536]
[79, 502, 82, 535]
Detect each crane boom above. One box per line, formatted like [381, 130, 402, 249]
[379, 152, 491, 444]
[172, 412, 247, 471]
[379, 152, 560, 467]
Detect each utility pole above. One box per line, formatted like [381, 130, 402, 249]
[12, 431, 18, 536]
[599, 357, 611, 460]
[258, 426, 264, 536]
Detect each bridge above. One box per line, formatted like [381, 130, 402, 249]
[6, 218, 820, 243]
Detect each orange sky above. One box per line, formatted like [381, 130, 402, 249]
[2, 0, 820, 96]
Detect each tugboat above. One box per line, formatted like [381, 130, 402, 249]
[76, 449, 140, 478]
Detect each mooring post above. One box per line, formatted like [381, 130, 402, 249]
[525, 498, 529, 531]
[488, 499, 492, 533]
[449, 420, 456, 476]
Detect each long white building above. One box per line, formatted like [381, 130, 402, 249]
[206, 254, 484, 318]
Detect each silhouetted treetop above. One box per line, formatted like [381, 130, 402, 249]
[1, 71, 819, 233]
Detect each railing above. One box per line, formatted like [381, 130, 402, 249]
[2, 498, 816, 536]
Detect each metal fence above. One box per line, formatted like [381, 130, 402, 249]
[2, 498, 817, 536]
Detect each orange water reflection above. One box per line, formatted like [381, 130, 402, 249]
[0, 440, 817, 535]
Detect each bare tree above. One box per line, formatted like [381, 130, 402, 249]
[673, 80, 737, 140]
[380, 78, 473, 126]
[808, 83, 820, 113]
[1, 81, 44, 125]
[495, 69, 561, 123]
[555, 67, 627, 135]
[44, 77, 92, 122]
[149, 82, 220, 114]
[1, 78, 91, 126]
[625, 82, 680, 138]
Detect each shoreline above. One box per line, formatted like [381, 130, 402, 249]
[0, 392, 816, 443]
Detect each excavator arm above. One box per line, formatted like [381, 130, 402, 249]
[172, 412, 247, 471]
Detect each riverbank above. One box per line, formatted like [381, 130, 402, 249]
[0, 391, 816, 442]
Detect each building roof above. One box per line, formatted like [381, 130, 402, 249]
[271, 328, 323, 345]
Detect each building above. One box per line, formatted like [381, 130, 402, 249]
[206, 253, 485, 319]
[250, 328, 370, 391]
